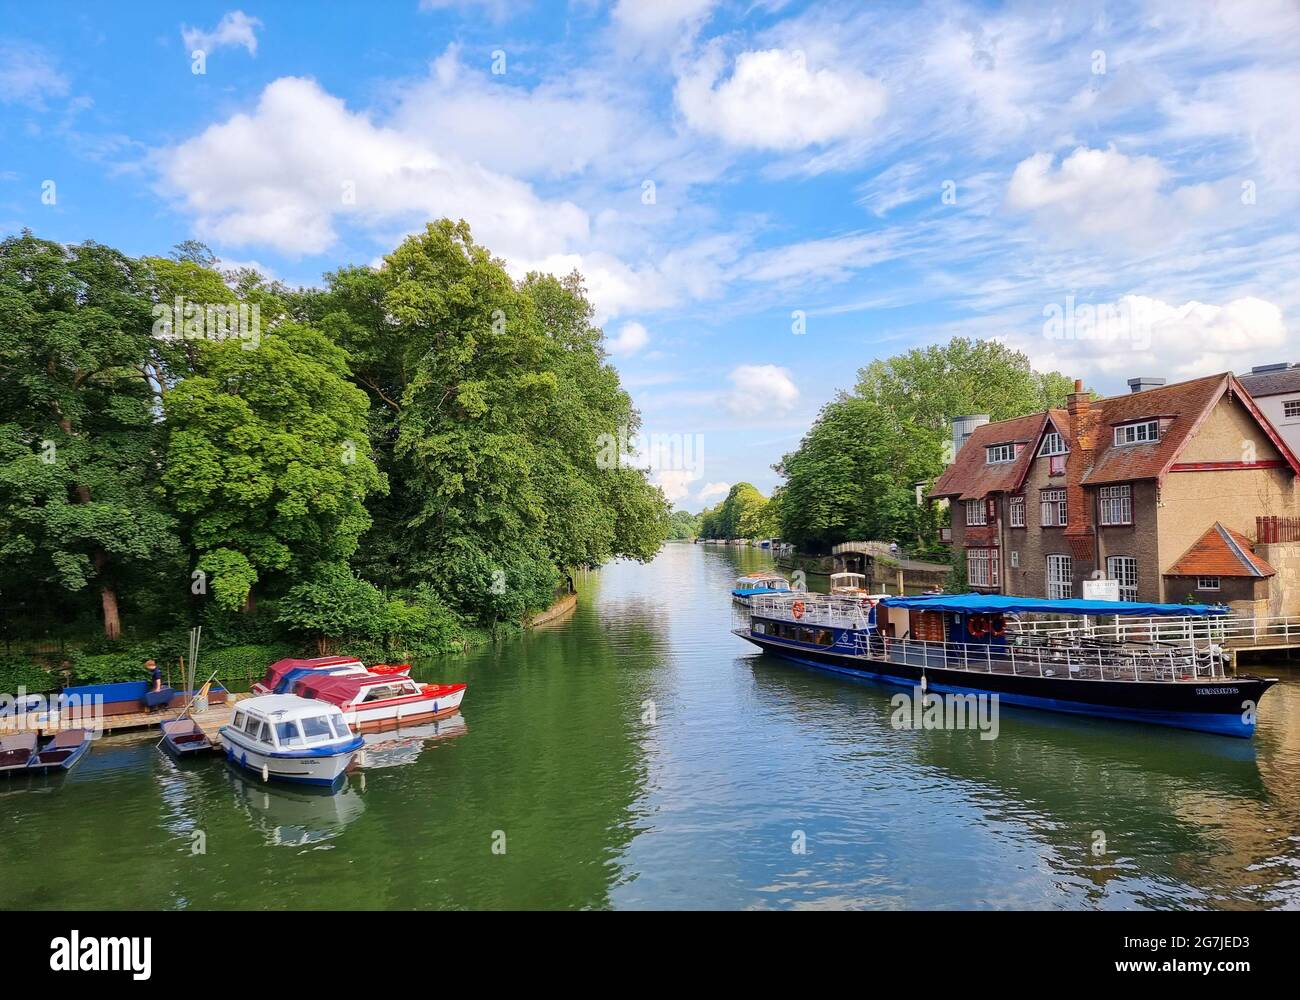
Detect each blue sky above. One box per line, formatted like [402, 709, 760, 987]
[2, 1, 1298, 509]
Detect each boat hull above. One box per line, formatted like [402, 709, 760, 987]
[735, 629, 1274, 738]
[345, 686, 465, 732]
[220, 729, 361, 787]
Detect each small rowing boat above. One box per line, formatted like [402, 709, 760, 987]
[0, 733, 39, 776]
[27, 730, 92, 773]
[160, 717, 215, 756]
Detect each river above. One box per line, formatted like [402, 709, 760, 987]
[3, 541, 1299, 909]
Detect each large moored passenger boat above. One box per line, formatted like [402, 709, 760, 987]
[734, 591, 1276, 737]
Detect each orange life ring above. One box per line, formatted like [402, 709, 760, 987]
[968, 614, 989, 638]
[792, 600, 806, 620]
[989, 615, 1006, 638]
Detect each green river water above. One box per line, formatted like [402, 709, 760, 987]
[2, 542, 1299, 909]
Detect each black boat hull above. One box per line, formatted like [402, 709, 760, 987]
[735, 629, 1275, 738]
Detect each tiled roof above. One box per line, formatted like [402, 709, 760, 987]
[1237, 366, 1300, 398]
[1165, 522, 1276, 578]
[931, 412, 1048, 500]
[1081, 373, 1227, 486]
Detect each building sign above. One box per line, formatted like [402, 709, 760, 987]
[1082, 579, 1120, 602]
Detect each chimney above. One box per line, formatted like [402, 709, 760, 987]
[1127, 376, 1166, 393]
[1063, 378, 1099, 569]
[1251, 363, 1290, 374]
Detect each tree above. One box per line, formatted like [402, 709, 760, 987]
[162, 322, 385, 611]
[0, 232, 179, 638]
[318, 219, 668, 621]
[775, 337, 1073, 551]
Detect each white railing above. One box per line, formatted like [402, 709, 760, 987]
[872, 635, 1221, 682]
[750, 593, 876, 629]
[1012, 612, 1300, 647]
[747, 595, 1230, 681]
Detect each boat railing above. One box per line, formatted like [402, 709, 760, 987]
[1011, 611, 1300, 648]
[875, 634, 1224, 682]
[748, 595, 1229, 681]
[750, 592, 876, 629]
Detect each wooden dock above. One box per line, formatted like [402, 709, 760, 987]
[0, 693, 248, 747]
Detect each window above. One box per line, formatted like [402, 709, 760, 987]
[1114, 420, 1160, 446]
[275, 721, 302, 747]
[965, 500, 987, 526]
[1099, 484, 1133, 525]
[1197, 576, 1221, 591]
[967, 548, 998, 588]
[1009, 494, 1025, 527]
[301, 716, 335, 743]
[986, 443, 1016, 464]
[1107, 555, 1138, 602]
[1041, 488, 1067, 527]
[1284, 400, 1300, 420]
[233, 711, 246, 730]
[330, 715, 352, 739]
[1009, 550, 1019, 569]
[1039, 431, 1067, 456]
[1047, 554, 1073, 599]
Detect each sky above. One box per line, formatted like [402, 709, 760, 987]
[2, 0, 1298, 510]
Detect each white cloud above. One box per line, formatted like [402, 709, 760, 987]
[181, 11, 262, 56]
[726, 364, 799, 415]
[613, 0, 717, 45]
[1022, 294, 1289, 379]
[155, 76, 588, 259]
[0, 42, 69, 106]
[1005, 146, 1217, 243]
[735, 231, 895, 284]
[608, 320, 649, 356]
[653, 469, 701, 503]
[676, 47, 885, 151]
[696, 481, 731, 502]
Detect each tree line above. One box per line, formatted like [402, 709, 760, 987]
[769, 338, 1075, 554]
[0, 221, 670, 674]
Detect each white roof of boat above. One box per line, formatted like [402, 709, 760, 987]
[238, 694, 343, 719]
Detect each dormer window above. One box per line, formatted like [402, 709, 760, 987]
[1114, 420, 1159, 446]
[1038, 431, 1067, 457]
[986, 443, 1016, 464]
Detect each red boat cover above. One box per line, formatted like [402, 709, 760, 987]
[294, 671, 399, 706]
[260, 655, 363, 690]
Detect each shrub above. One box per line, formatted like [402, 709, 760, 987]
[0, 656, 59, 694]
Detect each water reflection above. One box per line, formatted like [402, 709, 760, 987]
[360, 714, 468, 770]
[225, 767, 366, 849]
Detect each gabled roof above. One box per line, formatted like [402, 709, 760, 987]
[930, 412, 1048, 501]
[1237, 365, 1300, 398]
[1081, 373, 1225, 485]
[1082, 372, 1300, 486]
[1165, 522, 1276, 578]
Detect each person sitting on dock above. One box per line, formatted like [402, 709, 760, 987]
[145, 659, 162, 693]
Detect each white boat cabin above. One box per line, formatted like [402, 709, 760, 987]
[231, 695, 356, 752]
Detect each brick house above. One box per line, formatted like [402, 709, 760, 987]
[930, 373, 1300, 614]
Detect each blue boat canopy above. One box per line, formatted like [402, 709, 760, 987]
[881, 592, 1228, 618]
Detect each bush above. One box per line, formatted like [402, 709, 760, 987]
[70, 651, 153, 685]
[197, 643, 299, 685]
[0, 656, 59, 694]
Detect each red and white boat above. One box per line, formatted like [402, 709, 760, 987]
[252, 656, 466, 732]
[293, 673, 466, 732]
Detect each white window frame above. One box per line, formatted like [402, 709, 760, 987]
[1009, 494, 1025, 527]
[1098, 484, 1133, 526]
[1284, 400, 1300, 420]
[1106, 555, 1138, 602]
[1009, 550, 1019, 569]
[1038, 431, 1067, 456]
[967, 548, 999, 589]
[1197, 576, 1221, 592]
[1047, 554, 1073, 600]
[985, 443, 1016, 464]
[1113, 420, 1160, 446]
[1041, 488, 1067, 527]
[965, 500, 987, 526]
